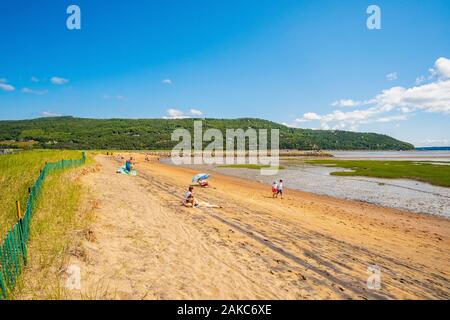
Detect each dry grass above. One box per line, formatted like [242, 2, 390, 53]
[12, 165, 95, 299]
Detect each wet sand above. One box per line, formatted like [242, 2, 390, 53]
[66, 154, 450, 299]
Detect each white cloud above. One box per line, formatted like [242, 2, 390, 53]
[295, 112, 322, 122]
[374, 114, 408, 123]
[296, 57, 450, 131]
[434, 57, 450, 78]
[400, 106, 415, 113]
[320, 122, 330, 130]
[420, 57, 450, 83]
[163, 108, 189, 119]
[418, 139, 449, 147]
[162, 79, 172, 85]
[50, 76, 69, 85]
[163, 108, 204, 119]
[0, 78, 15, 91]
[31, 76, 39, 83]
[281, 122, 297, 128]
[189, 108, 203, 116]
[331, 99, 370, 108]
[0, 83, 15, 91]
[375, 81, 450, 114]
[22, 87, 48, 95]
[415, 76, 425, 85]
[386, 72, 398, 81]
[40, 111, 63, 117]
[309, 108, 383, 130]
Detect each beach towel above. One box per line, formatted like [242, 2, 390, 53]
[116, 165, 137, 176]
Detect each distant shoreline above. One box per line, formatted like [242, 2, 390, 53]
[415, 146, 450, 151]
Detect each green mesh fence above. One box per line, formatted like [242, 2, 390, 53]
[0, 151, 86, 300]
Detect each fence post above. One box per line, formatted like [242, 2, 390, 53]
[15, 201, 21, 220]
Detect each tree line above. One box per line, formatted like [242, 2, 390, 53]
[0, 117, 414, 151]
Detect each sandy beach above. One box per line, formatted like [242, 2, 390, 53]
[66, 154, 450, 299]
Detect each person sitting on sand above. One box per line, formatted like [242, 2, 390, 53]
[182, 186, 222, 208]
[272, 181, 278, 198]
[183, 186, 199, 208]
[125, 158, 131, 172]
[277, 179, 284, 199]
[125, 157, 136, 172]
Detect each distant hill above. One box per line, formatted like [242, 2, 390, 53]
[0, 117, 414, 151]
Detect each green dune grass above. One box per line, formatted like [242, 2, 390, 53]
[306, 159, 450, 188]
[0, 150, 85, 236]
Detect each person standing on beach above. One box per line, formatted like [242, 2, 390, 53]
[272, 181, 278, 198]
[277, 179, 283, 199]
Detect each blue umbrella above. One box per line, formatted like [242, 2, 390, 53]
[192, 173, 210, 182]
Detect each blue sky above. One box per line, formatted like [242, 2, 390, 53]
[0, 0, 449, 146]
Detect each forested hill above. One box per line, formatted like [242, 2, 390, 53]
[0, 117, 414, 150]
